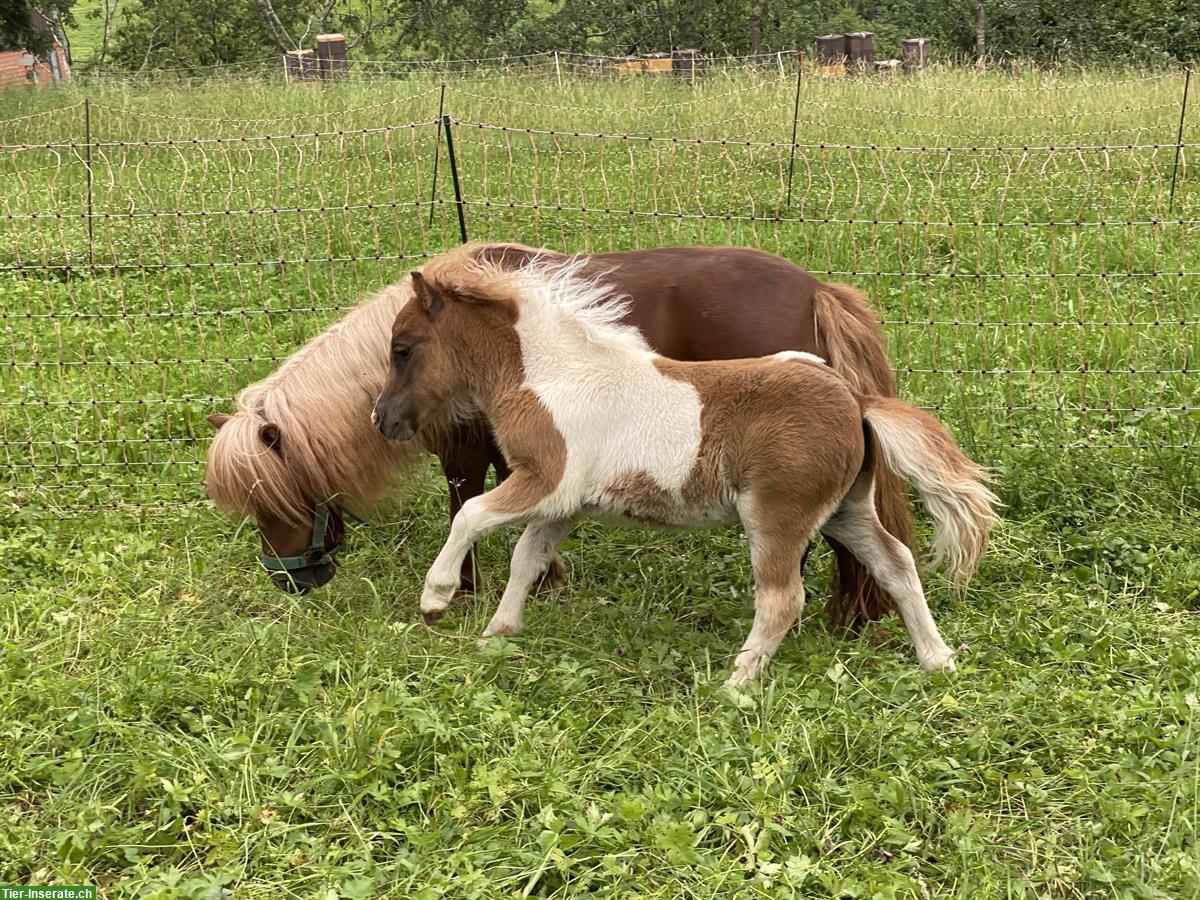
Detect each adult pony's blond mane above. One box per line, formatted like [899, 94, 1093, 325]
[205, 278, 420, 526]
[420, 245, 648, 357]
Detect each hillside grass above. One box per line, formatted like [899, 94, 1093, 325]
[1, 67, 1198, 898]
[61, 0, 122, 67]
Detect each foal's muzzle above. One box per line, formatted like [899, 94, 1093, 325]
[372, 403, 417, 442]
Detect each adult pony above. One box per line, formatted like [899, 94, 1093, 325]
[206, 243, 909, 627]
[371, 253, 998, 687]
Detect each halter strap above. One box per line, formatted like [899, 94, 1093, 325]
[260, 502, 338, 572]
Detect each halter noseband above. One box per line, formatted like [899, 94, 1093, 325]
[260, 501, 341, 574]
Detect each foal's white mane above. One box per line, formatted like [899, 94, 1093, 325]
[523, 256, 644, 343]
[439, 251, 650, 360]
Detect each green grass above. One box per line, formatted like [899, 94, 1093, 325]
[1, 67, 1199, 897]
[62, 0, 123, 67]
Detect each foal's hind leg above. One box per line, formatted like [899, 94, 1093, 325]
[821, 483, 955, 673]
[726, 502, 818, 689]
[481, 518, 573, 639]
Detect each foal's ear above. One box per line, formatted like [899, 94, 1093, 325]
[259, 422, 284, 457]
[207, 412, 232, 430]
[410, 271, 444, 320]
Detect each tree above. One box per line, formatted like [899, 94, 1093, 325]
[0, 0, 75, 53]
[105, 0, 308, 70]
[964, 0, 984, 66]
[748, 0, 766, 54]
[71, 0, 1200, 72]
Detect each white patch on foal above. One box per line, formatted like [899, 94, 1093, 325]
[509, 265, 703, 518]
[773, 350, 826, 365]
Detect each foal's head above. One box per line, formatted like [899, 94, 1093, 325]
[372, 268, 516, 442]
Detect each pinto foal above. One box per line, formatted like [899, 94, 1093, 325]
[372, 257, 998, 688]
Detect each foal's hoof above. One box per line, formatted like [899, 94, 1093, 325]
[920, 648, 957, 674]
[716, 683, 757, 709]
[421, 608, 446, 628]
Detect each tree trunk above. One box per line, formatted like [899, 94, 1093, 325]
[97, 0, 120, 68]
[256, 0, 297, 52]
[749, 0, 766, 56]
[965, 0, 985, 68]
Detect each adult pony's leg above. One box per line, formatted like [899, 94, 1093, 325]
[436, 422, 492, 594]
[811, 283, 916, 631]
[726, 498, 819, 689]
[821, 478, 955, 674]
[419, 470, 549, 626]
[481, 518, 574, 638]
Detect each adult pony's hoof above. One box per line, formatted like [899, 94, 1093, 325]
[535, 554, 567, 593]
[421, 608, 446, 627]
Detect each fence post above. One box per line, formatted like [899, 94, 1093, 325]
[427, 82, 446, 228]
[442, 114, 468, 243]
[83, 97, 94, 269]
[1169, 65, 1191, 215]
[554, 50, 562, 85]
[785, 53, 802, 207]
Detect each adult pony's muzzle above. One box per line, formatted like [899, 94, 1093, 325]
[271, 561, 336, 594]
[260, 501, 344, 594]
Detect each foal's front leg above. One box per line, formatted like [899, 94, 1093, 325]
[420, 471, 548, 626]
[489, 440, 566, 592]
[482, 518, 573, 638]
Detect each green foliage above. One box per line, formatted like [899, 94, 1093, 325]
[0, 0, 75, 53]
[104, 0, 308, 70]
[67, 0, 1200, 71]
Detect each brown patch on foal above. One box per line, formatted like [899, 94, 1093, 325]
[599, 471, 700, 524]
[654, 355, 867, 590]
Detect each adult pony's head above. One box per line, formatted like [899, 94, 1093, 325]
[205, 279, 419, 593]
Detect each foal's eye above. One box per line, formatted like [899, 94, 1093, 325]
[393, 347, 411, 362]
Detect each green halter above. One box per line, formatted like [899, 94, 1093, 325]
[259, 502, 341, 573]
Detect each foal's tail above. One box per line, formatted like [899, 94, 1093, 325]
[862, 397, 1000, 586]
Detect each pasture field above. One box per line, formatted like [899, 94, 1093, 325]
[2, 66, 1199, 897]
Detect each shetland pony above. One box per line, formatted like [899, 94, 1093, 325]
[371, 252, 999, 688]
[206, 242, 910, 627]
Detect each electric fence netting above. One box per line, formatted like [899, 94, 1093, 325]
[0, 65, 1195, 513]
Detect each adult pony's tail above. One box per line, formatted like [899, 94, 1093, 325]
[862, 397, 1000, 587]
[811, 284, 913, 629]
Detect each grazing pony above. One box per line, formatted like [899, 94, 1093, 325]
[371, 253, 999, 688]
[206, 243, 909, 628]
